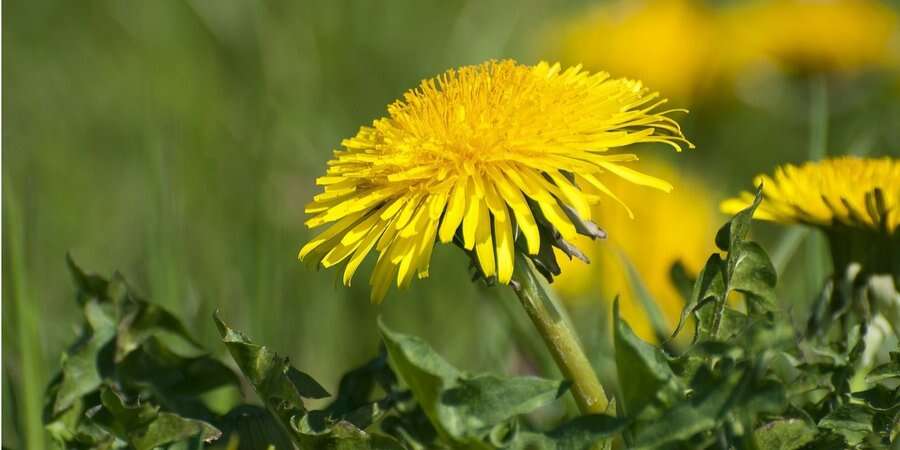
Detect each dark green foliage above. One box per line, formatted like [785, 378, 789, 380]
[38, 187, 900, 449]
[379, 320, 623, 449]
[44, 257, 236, 450]
[609, 188, 900, 449]
[214, 313, 404, 450]
[44, 259, 624, 449]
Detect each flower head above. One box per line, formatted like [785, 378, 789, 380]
[720, 0, 900, 75]
[555, 158, 717, 341]
[300, 60, 690, 302]
[557, 0, 717, 102]
[721, 156, 899, 234]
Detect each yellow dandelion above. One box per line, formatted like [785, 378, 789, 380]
[722, 156, 899, 234]
[300, 60, 691, 303]
[719, 0, 900, 75]
[557, 0, 717, 102]
[554, 158, 717, 341]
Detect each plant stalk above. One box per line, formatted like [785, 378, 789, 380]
[509, 253, 609, 414]
[806, 75, 829, 299]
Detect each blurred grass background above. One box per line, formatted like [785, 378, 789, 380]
[3, 1, 900, 448]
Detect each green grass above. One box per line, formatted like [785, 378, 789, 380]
[4, 180, 47, 450]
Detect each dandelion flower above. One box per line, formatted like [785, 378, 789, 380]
[300, 60, 691, 302]
[723, 156, 900, 281]
[719, 0, 900, 75]
[722, 157, 899, 234]
[557, 0, 717, 102]
[555, 158, 717, 341]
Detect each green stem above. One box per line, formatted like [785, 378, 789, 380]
[509, 254, 609, 414]
[806, 75, 830, 298]
[808, 75, 828, 161]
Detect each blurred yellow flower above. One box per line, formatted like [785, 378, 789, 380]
[554, 158, 718, 341]
[722, 156, 900, 234]
[720, 0, 900, 75]
[557, 0, 717, 102]
[300, 60, 690, 303]
[557, 0, 900, 105]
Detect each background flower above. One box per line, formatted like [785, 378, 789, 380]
[722, 156, 899, 234]
[556, 0, 718, 102]
[719, 0, 900, 76]
[555, 0, 900, 106]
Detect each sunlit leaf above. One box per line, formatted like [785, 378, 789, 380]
[753, 419, 817, 450]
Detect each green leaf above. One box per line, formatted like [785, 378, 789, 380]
[324, 353, 397, 429]
[715, 184, 763, 253]
[215, 312, 329, 409]
[753, 419, 817, 450]
[693, 301, 748, 343]
[671, 254, 726, 340]
[216, 313, 403, 450]
[613, 298, 683, 418]
[438, 374, 566, 439]
[91, 387, 221, 450]
[215, 312, 330, 448]
[867, 353, 900, 385]
[379, 319, 566, 445]
[669, 260, 696, 303]
[628, 369, 744, 449]
[818, 404, 874, 446]
[729, 241, 777, 312]
[115, 279, 207, 360]
[853, 384, 900, 411]
[219, 405, 295, 450]
[53, 300, 117, 414]
[378, 318, 460, 441]
[292, 419, 405, 450]
[116, 337, 240, 400]
[510, 415, 624, 450]
[67, 253, 112, 305]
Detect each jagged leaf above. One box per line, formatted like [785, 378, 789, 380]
[67, 253, 112, 305]
[115, 280, 207, 360]
[54, 300, 117, 414]
[753, 419, 817, 450]
[438, 374, 567, 439]
[671, 254, 726, 340]
[91, 388, 221, 450]
[325, 352, 396, 421]
[510, 415, 624, 450]
[628, 369, 743, 449]
[693, 301, 748, 343]
[217, 405, 295, 450]
[216, 313, 403, 450]
[117, 337, 240, 402]
[715, 184, 763, 253]
[818, 404, 874, 446]
[729, 241, 777, 312]
[380, 319, 565, 445]
[867, 352, 900, 383]
[215, 312, 329, 411]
